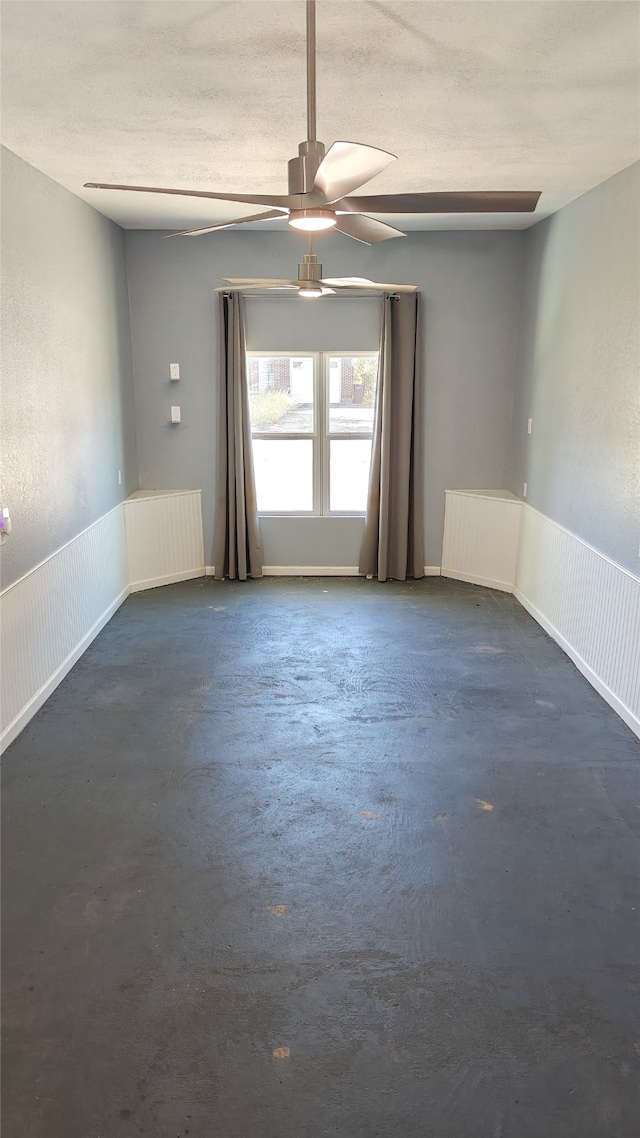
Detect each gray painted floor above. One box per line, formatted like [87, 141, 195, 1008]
[3, 577, 639, 1138]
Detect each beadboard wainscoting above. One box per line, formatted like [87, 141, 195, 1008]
[1, 490, 205, 750]
[1, 505, 128, 750]
[125, 490, 205, 591]
[441, 490, 523, 591]
[515, 506, 640, 737]
[440, 489, 639, 736]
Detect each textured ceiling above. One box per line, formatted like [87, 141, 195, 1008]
[1, 0, 639, 232]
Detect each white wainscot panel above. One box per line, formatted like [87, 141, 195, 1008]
[124, 490, 205, 591]
[515, 506, 640, 736]
[1, 505, 127, 748]
[441, 490, 523, 591]
[2, 490, 206, 750]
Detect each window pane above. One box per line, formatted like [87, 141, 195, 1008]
[328, 356, 377, 435]
[247, 356, 314, 434]
[330, 440, 372, 512]
[253, 440, 314, 512]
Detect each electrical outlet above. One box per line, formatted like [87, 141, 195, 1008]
[170, 363, 180, 381]
[523, 482, 528, 498]
[170, 406, 181, 424]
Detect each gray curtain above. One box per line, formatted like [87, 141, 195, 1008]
[213, 292, 263, 580]
[359, 292, 424, 581]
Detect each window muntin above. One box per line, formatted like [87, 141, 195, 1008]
[248, 352, 378, 515]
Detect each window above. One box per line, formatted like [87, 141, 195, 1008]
[247, 353, 378, 515]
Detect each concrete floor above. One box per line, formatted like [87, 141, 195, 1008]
[3, 577, 639, 1138]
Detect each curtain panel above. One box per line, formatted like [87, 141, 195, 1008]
[213, 292, 263, 580]
[359, 292, 424, 582]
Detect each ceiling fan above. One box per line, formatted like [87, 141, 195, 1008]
[85, 0, 541, 243]
[218, 238, 418, 298]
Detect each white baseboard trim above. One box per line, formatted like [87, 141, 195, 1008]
[515, 587, 640, 738]
[1, 586, 129, 752]
[207, 565, 441, 579]
[441, 568, 513, 592]
[263, 565, 362, 576]
[129, 567, 205, 593]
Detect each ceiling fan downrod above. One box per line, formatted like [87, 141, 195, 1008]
[288, 1, 326, 196]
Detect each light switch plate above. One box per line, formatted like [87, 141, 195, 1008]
[170, 363, 180, 381]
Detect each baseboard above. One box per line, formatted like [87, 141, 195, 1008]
[129, 567, 206, 593]
[441, 568, 513, 592]
[208, 565, 441, 579]
[1, 586, 130, 752]
[262, 565, 362, 576]
[515, 587, 640, 738]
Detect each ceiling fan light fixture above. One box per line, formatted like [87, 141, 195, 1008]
[298, 285, 323, 298]
[289, 209, 336, 232]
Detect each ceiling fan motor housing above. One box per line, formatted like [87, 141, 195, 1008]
[297, 253, 324, 283]
[288, 139, 326, 195]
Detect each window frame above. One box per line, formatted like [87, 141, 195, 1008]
[248, 350, 378, 518]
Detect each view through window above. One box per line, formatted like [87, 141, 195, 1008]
[247, 353, 378, 514]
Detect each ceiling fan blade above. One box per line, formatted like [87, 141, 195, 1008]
[219, 280, 335, 296]
[322, 277, 417, 293]
[312, 141, 396, 203]
[224, 278, 298, 288]
[334, 214, 405, 245]
[166, 211, 287, 238]
[338, 191, 542, 214]
[321, 276, 378, 285]
[84, 182, 296, 209]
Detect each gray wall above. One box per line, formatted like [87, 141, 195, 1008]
[0, 147, 137, 587]
[125, 228, 524, 567]
[509, 162, 640, 573]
